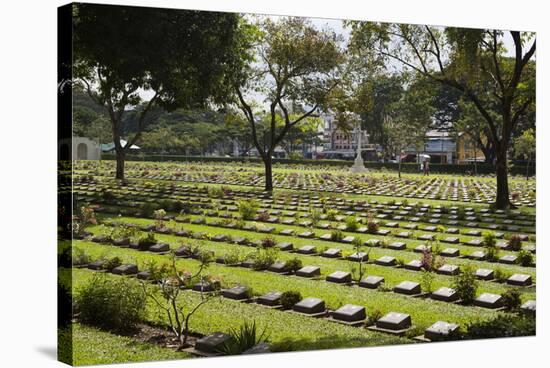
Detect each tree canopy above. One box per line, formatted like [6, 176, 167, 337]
[232, 17, 345, 190]
[73, 3, 246, 178]
[347, 23, 536, 208]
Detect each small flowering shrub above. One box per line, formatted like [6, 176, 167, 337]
[508, 234, 522, 251]
[154, 209, 167, 229]
[366, 214, 379, 234]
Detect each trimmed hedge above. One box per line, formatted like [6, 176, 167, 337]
[99, 153, 535, 176]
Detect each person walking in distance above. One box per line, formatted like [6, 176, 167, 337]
[423, 159, 430, 176]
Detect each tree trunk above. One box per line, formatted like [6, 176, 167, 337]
[397, 148, 402, 179]
[494, 154, 512, 209]
[115, 149, 125, 180]
[479, 143, 495, 164]
[264, 155, 273, 192]
[473, 145, 477, 176]
[526, 156, 530, 181]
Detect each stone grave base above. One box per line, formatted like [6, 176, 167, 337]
[182, 347, 223, 358]
[288, 310, 327, 318]
[326, 316, 367, 327]
[367, 325, 412, 336]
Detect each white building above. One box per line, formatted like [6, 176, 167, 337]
[58, 137, 101, 160]
[403, 131, 456, 163]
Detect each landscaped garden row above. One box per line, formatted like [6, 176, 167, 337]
[72, 171, 536, 222]
[89, 197, 536, 261]
[84, 219, 537, 296]
[74, 181, 536, 263]
[73, 160, 536, 206]
[75, 184, 536, 236]
[61, 265, 411, 357]
[93, 212, 536, 274]
[64, 238, 535, 347]
[72, 179, 536, 236]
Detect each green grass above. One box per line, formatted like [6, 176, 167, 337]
[58, 323, 190, 366]
[93, 217, 537, 282]
[73, 159, 536, 214]
[70, 240, 518, 331]
[65, 160, 536, 362]
[65, 269, 409, 355]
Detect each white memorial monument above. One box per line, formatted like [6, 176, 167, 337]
[350, 123, 368, 173]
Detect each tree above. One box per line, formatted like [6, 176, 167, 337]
[277, 115, 322, 157]
[73, 4, 244, 179]
[74, 115, 112, 144]
[513, 128, 535, 180]
[140, 126, 199, 154]
[354, 75, 404, 156]
[431, 83, 497, 164]
[348, 23, 536, 209]
[382, 74, 433, 178]
[223, 112, 257, 156]
[142, 252, 219, 349]
[232, 17, 344, 191]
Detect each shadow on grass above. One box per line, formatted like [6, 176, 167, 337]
[269, 333, 413, 354]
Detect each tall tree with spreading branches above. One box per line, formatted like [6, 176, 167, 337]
[232, 17, 345, 191]
[73, 4, 244, 179]
[348, 23, 536, 209]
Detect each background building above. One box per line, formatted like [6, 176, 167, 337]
[58, 137, 101, 160]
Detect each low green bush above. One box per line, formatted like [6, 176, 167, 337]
[237, 199, 259, 220]
[103, 257, 122, 271]
[140, 202, 158, 218]
[77, 274, 146, 331]
[283, 258, 303, 273]
[452, 266, 478, 304]
[494, 267, 512, 283]
[517, 250, 533, 266]
[223, 249, 244, 266]
[252, 249, 278, 271]
[345, 216, 359, 231]
[280, 291, 302, 310]
[331, 229, 344, 242]
[501, 289, 522, 311]
[465, 314, 536, 339]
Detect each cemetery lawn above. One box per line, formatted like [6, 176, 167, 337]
[58, 323, 190, 365]
[67, 268, 409, 352]
[66, 160, 536, 359]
